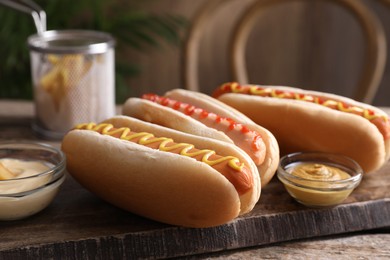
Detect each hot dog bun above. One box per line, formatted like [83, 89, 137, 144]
[213, 82, 390, 173]
[62, 116, 260, 228]
[122, 89, 279, 187]
[164, 89, 280, 187]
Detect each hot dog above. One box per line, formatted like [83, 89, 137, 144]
[122, 89, 279, 187]
[61, 115, 260, 228]
[213, 82, 390, 173]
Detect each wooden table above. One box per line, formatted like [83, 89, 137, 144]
[0, 100, 389, 259]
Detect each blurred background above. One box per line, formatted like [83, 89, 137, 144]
[1, 0, 389, 105]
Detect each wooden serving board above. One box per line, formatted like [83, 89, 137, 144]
[0, 157, 388, 259]
[0, 107, 389, 259]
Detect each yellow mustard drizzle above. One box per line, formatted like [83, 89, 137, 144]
[235, 84, 388, 123]
[248, 86, 271, 95]
[295, 93, 314, 102]
[75, 123, 245, 171]
[230, 82, 242, 93]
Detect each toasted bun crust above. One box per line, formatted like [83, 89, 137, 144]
[265, 86, 390, 163]
[62, 116, 260, 228]
[218, 89, 388, 173]
[164, 89, 280, 187]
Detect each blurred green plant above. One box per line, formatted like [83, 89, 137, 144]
[0, 0, 186, 103]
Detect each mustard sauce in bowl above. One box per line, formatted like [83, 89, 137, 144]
[277, 152, 363, 207]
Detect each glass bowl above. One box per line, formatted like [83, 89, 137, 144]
[277, 152, 363, 208]
[0, 141, 66, 220]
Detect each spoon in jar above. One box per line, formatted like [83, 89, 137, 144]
[0, 0, 46, 34]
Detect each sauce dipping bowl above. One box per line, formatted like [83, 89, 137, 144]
[277, 152, 363, 208]
[0, 141, 66, 220]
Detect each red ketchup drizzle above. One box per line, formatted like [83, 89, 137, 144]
[142, 94, 263, 154]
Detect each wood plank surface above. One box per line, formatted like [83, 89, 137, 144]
[195, 232, 390, 259]
[0, 102, 388, 259]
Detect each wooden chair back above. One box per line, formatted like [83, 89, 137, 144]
[183, 0, 387, 104]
